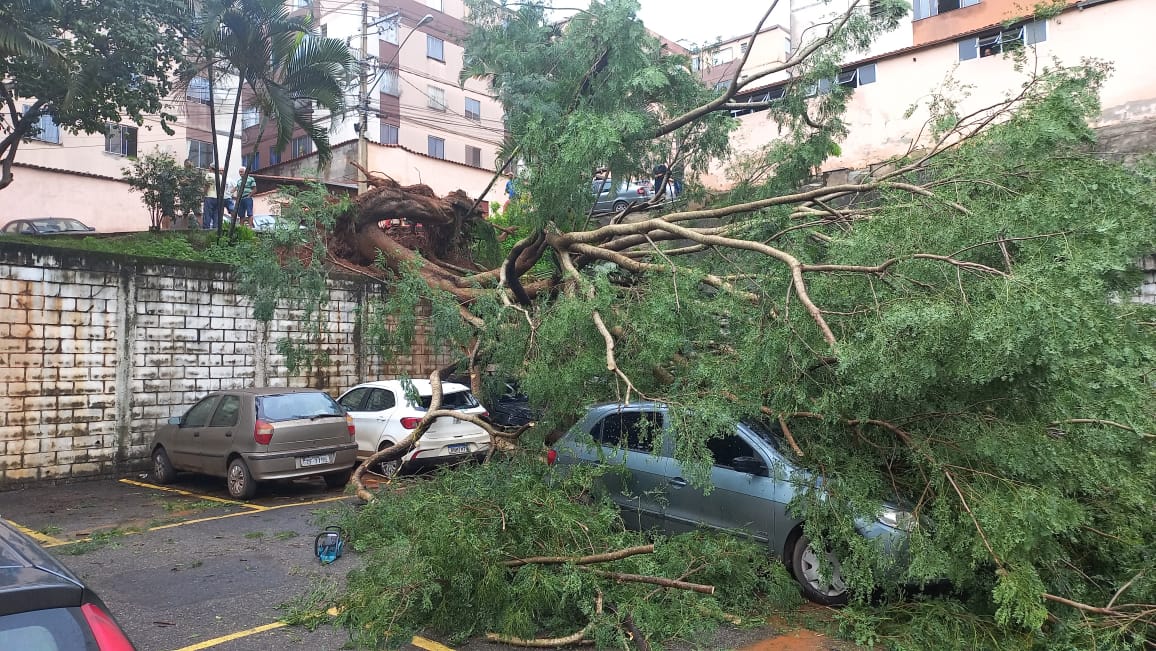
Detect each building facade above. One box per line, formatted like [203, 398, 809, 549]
[246, 0, 509, 205]
[707, 0, 1155, 186]
[3, 79, 246, 232]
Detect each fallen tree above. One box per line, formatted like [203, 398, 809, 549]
[250, 0, 1156, 648]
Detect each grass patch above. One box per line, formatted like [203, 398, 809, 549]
[244, 531, 266, 540]
[159, 498, 223, 514]
[57, 528, 136, 556]
[274, 531, 299, 541]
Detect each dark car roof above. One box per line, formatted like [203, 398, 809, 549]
[209, 387, 334, 397]
[0, 519, 85, 615]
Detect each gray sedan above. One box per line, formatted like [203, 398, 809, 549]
[149, 388, 359, 499]
[548, 402, 916, 605]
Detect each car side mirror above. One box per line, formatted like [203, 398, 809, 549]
[168, 416, 182, 426]
[732, 456, 768, 476]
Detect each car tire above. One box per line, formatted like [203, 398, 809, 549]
[324, 467, 353, 489]
[152, 447, 176, 485]
[612, 200, 628, 213]
[374, 443, 401, 479]
[790, 533, 850, 606]
[226, 458, 258, 500]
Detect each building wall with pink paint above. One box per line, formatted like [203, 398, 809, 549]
[0, 165, 151, 232]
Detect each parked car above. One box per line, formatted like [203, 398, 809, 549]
[548, 402, 918, 605]
[150, 388, 359, 499]
[485, 382, 538, 428]
[591, 179, 654, 213]
[337, 380, 490, 477]
[1, 217, 95, 235]
[0, 518, 135, 650]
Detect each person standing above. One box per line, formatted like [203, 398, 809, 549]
[233, 166, 257, 227]
[202, 167, 220, 230]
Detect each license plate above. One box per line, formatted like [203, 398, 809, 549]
[447, 444, 469, 455]
[298, 453, 334, 468]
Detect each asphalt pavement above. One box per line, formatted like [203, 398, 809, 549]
[0, 474, 844, 651]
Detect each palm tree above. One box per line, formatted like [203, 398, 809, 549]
[189, 0, 355, 238]
[0, 0, 61, 61]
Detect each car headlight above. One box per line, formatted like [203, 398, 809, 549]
[877, 507, 918, 532]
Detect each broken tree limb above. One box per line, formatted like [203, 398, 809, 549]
[502, 544, 655, 567]
[580, 568, 716, 595]
[484, 591, 601, 647]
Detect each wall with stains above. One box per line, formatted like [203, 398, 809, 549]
[0, 244, 453, 485]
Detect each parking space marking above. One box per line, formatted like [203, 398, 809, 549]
[169, 620, 454, 651]
[6, 520, 66, 547]
[171, 621, 286, 651]
[145, 494, 351, 532]
[412, 636, 457, 651]
[119, 478, 268, 510]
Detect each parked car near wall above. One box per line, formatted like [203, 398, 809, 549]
[0, 518, 136, 649]
[1, 218, 95, 235]
[548, 402, 918, 605]
[338, 380, 491, 478]
[150, 388, 359, 499]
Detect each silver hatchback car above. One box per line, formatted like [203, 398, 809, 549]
[149, 388, 359, 499]
[549, 402, 916, 605]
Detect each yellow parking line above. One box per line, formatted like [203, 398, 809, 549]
[169, 619, 453, 651]
[412, 636, 457, 651]
[6, 521, 67, 547]
[146, 495, 350, 532]
[171, 621, 286, 651]
[119, 478, 267, 510]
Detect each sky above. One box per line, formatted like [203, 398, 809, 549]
[555, 1, 779, 48]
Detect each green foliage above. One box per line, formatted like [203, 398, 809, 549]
[0, 0, 187, 186]
[234, 182, 349, 373]
[466, 42, 1156, 647]
[327, 456, 800, 649]
[122, 152, 206, 231]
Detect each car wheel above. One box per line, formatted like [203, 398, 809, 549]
[790, 533, 849, 606]
[152, 447, 176, 484]
[324, 467, 353, 489]
[226, 458, 258, 500]
[612, 199, 628, 213]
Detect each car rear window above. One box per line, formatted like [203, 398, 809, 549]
[257, 392, 344, 422]
[415, 390, 479, 410]
[0, 608, 97, 650]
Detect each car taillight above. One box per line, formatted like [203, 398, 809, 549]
[81, 602, 134, 651]
[637, 187, 647, 195]
[345, 414, 355, 437]
[546, 449, 557, 465]
[480, 411, 489, 419]
[400, 416, 422, 429]
[254, 419, 274, 445]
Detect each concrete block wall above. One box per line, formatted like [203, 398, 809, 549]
[0, 243, 452, 485]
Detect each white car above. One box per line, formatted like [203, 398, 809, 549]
[337, 380, 491, 477]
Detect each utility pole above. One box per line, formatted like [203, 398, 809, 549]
[357, 1, 369, 195]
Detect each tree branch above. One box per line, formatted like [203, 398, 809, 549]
[502, 544, 655, 567]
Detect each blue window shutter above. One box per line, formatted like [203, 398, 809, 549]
[1024, 20, 1047, 45]
[858, 63, 877, 85]
[958, 38, 979, 61]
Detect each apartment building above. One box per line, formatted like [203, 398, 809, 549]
[246, 0, 509, 205]
[2, 81, 245, 232]
[706, 0, 1155, 186]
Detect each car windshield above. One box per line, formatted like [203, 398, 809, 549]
[744, 418, 786, 453]
[415, 390, 479, 410]
[31, 219, 87, 232]
[257, 392, 343, 422]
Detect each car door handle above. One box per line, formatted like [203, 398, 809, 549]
[668, 477, 688, 488]
[192, 432, 200, 437]
[225, 431, 232, 437]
